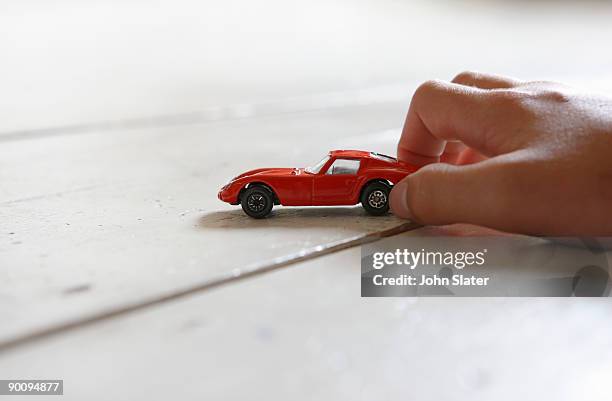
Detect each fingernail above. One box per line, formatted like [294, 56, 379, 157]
[390, 180, 414, 220]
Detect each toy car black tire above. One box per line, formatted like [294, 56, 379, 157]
[241, 186, 274, 218]
[361, 182, 391, 216]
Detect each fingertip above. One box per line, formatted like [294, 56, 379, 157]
[396, 162, 463, 226]
[390, 179, 414, 220]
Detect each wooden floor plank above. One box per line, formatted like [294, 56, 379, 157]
[0, 101, 412, 344]
[0, 227, 610, 400]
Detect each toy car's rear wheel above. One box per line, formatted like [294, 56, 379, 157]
[361, 182, 391, 216]
[241, 186, 274, 218]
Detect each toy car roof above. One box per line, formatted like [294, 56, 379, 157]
[329, 150, 397, 161]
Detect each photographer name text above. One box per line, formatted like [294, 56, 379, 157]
[370, 249, 490, 287]
[373, 274, 490, 286]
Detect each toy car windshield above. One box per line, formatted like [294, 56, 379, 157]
[304, 155, 330, 174]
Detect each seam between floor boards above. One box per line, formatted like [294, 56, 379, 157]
[0, 221, 421, 354]
[0, 86, 408, 143]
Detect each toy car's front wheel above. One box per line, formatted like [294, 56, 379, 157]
[241, 186, 274, 218]
[361, 182, 391, 216]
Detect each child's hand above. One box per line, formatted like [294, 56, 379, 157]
[389, 71, 612, 235]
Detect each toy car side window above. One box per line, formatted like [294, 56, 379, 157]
[326, 158, 361, 175]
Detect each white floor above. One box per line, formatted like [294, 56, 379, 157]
[1, 1, 612, 399]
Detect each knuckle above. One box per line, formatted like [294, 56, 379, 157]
[538, 88, 571, 103]
[490, 89, 533, 110]
[452, 70, 479, 84]
[415, 79, 446, 97]
[526, 80, 563, 89]
[490, 86, 571, 112]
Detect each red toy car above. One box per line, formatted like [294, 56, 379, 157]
[218, 150, 418, 218]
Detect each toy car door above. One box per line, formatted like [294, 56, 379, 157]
[312, 158, 361, 205]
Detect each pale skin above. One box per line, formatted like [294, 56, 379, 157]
[389, 71, 612, 236]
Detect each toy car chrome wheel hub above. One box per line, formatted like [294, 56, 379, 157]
[247, 194, 266, 212]
[368, 190, 387, 209]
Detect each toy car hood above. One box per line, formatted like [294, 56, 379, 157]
[231, 168, 300, 182]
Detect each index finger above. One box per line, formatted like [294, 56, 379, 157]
[397, 79, 512, 165]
